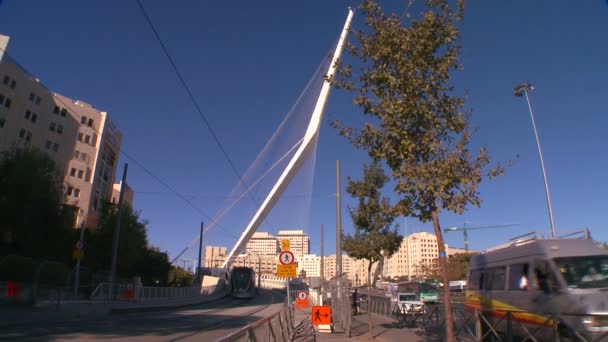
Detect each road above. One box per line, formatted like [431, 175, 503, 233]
[0, 289, 284, 342]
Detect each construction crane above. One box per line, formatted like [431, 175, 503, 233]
[444, 223, 520, 253]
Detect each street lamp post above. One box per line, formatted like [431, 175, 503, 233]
[514, 83, 556, 239]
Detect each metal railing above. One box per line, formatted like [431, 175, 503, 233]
[90, 283, 217, 301]
[217, 302, 295, 342]
[361, 298, 608, 342]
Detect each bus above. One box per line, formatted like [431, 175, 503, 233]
[467, 237, 608, 340]
[396, 281, 439, 303]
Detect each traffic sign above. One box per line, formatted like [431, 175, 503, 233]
[281, 239, 290, 251]
[6, 282, 19, 298]
[279, 250, 295, 265]
[277, 264, 297, 278]
[296, 290, 309, 308]
[311, 306, 331, 325]
[72, 249, 84, 260]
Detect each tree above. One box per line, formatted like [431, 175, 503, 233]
[342, 162, 402, 338]
[168, 267, 194, 287]
[0, 149, 74, 261]
[331, 1, 504, 340]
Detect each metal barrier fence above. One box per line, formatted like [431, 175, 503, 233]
[360, 297, 608, 342]
[217, 302, 295, 342]
[324, 275, 352, 337]
[90, 283, 217, 301]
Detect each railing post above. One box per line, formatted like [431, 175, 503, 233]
[475, 309, 483, 342]
[506, 311, 513, 342]
[553, 314, 560, 342]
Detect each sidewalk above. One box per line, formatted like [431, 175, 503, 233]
[292, 307, 427, 341]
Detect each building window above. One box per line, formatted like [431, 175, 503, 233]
[53, 143, 59, 152]
[79, 152, 87, 161]
[29, 93, 35, 101]
[0, 94, 4, 103]
[35, 96, 41, 105]
[31, 113, 37, 123]
[53, 106, 60, 114]
[4, 97, 11, 108]
[18, 128, 25, 138]
[87, 118, 93, 127]
[78, 133, 83, 141]
[66, 186, 73, 196]
[0, 117, 5, 128]
[45, 140, 52, 149]
[2, 76, 8, 85]
[57, 125, 63, 134]
[60, 108, 67, 117]
[70, 168, 77, 177]
[74, 150, 80, 159]
[85, 169, 91, 182]
[24, 110, 31, 119]
[49, 122, 56, 131]
[77, 170, 84, 179]
[73, 188, 80, 198]
[91, 134, 97, 145]
[25, 131, 32, 143]
[84, 135, 90, 144]
[80, 116, 87, 124]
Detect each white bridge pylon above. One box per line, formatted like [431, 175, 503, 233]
[222, 8, 354, 270]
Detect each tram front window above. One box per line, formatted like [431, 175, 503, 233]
[554, 256, 608, 289]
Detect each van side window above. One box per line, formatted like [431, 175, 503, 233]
[490, 267, 506, 290]
[534, 261, 559, 294]
[509, 263, 530, 290]
[469, 270, 481, 290]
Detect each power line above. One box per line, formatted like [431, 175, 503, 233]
[134, 0, 279, 234]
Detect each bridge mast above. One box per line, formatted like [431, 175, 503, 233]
[222, 8, 355, 269]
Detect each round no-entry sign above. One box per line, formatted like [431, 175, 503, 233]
[279, 251, 295, 265]
[297, 291, 308, 301]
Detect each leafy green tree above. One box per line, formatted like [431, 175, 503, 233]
[85, 202, 148, 278]
[168, 267, 194, 287]
[134, 246, 171, 286]
[331, 1, 504, 339]
[0, 149, 74, 261]
[343, 162, 402, 338]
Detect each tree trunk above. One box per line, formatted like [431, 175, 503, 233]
[368, 260, 374, 339]
[432, 210, 455, 342]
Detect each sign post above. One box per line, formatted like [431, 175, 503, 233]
[278, 250, 296, 305]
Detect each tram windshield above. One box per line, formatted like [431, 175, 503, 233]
[554, 255, 608, 289]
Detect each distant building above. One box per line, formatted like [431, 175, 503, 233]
[204, 246, 226, 268]
[0, 34, 122, 228]
[297, 254, 321, 278]
[383, 232, 449, 279]
[111, 181, 134, 208]
[246, 232, 279, 255]
[447, 246, 471, 256]
[276, 230, 310, 257]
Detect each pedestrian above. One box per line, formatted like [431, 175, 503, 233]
[352, 288, 359, 315]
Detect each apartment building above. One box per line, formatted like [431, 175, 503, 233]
[383, 232, 449, 279]
[297, 254, 321, 278]
[0, 34, 122, 227]
[204, 246, 227, 268]
[246, 232, 279, 255]
[276, 230, 310, 257]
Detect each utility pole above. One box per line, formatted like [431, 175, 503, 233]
[405, 218, 410, 281]
[336, 160, 342, 276]
[73, 220, 86, 298]
[109, 163, 128, 298]
[196, 221, 204, 286]
[321, 223, 325, 304]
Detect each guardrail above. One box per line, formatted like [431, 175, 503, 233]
[361, 297, 608, 342]
[90, 283, 217, 301]
[217, 302, 294, 342]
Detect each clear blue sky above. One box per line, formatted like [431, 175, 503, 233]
[1, 1, 607, 262]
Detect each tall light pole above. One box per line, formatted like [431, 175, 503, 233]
[514, 83, 556, 238]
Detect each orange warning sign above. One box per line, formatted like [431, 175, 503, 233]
[295, 291, 309, 308]
[311, 306, 331, 325]
[6, 282, 19, 298]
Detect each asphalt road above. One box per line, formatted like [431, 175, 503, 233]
[0, 289, 285, 342]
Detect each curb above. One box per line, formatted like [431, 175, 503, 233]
[110, 291, 228, 314]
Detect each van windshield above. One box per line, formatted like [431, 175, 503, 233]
[554, 255, 608, 289]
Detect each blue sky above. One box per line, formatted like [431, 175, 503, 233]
[1, 1, 607, 262]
